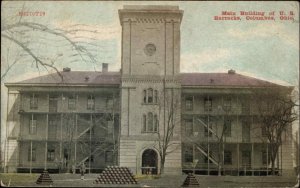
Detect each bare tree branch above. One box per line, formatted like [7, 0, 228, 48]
[2, 33, 64, 80]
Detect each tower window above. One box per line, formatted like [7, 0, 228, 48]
[154, 90, 158, 103]
[143, 88, 158, 104]
[148, 112, 153, 132]
[148, 89, 153, 103]
[143, 90, 147, 103]
[154, 115, 158, 132]
[142, 113, 158, 133]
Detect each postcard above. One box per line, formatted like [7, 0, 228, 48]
[1, 1, 299, 187]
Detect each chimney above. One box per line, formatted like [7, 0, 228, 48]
[102, 63, 108, 73]
[63, 67, 71, 72]
[228, 69, 235, 74]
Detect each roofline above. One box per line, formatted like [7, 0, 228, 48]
[5, 83, 293, 90]
[182, 85, 293, 90]
[4, 83, 120, 88]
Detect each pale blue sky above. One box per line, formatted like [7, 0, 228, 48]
[1, 1, 299, 86]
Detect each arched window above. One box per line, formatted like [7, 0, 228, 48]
[148, 89, 153, 103]
[154, 90, 158, 103]
[143, 88, 158, 104]
[142, 113, 158, 133]
[143, 90, 147, 103]
[143, 114, 147, 132]
[148, 112, 153, 132]
[154, 115, 158, 132]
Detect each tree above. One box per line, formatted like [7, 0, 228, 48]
[155, 84, 181, 175]
[255, 88, 297, 175]
[1, 3, 108, 81]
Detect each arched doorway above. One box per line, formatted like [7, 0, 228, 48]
[142, 149, 158, 175]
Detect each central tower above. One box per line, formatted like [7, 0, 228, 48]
[119, 5, 183, 175]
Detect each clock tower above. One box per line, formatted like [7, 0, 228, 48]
[118, 5, 183, 175]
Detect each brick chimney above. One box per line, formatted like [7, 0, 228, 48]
[63, 67, 71, 72]
[228, 69, 236, 74]
[102, 63, 108, 73]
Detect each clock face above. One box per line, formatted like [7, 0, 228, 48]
[144, 43, 156, 56]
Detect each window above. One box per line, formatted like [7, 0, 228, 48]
[185, 119, 193, 136]
[47, 149, 55, 161]
[143, 90, 147, 103]
[28, 148, 36, 161]
[224, 119, 231, 137]
[49, 96, 58, 112]
[154, 115, 158, 132]
[106, 97, 113, 109]
[48, 118, 57, 139]
[143, 88, 158, 104]
[105, 151, 114, 163]
[242, 151, 251, 167]
[184, 146, 193, 163]
[49, 119, 56, 126]
[241, 99, 250, 114]
[148, 112, 154, 132]
[68, 96, 76, 110]
[204, 97, 212, 112]
[143, 114, 147, 132]
[262, 151, 270, 165]
[261, 126, 268, 137]
[223, 97, 231, 112]
[224, 151, 232, 165]
[148, 88, 153, 103]
[142, 113, 158, 133]
[261, 101, 269, 112]
[154, 90, 158, 103]
[30, 94, 38, 109]
[29, 116, 37, 134]
[87, 95, 95, 110]
[185, 96, 193, 111]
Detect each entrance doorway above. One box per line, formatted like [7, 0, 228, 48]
[142, 149, 158, 175]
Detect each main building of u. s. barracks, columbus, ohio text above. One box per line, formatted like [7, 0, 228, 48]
[2, 5, 296, 176]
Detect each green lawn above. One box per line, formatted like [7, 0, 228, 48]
[0, 173, 39, 186]
[0, 173, 297, 187]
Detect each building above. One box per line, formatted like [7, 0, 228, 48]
[2, 5, 295, 176]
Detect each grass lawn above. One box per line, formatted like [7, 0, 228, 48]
[0, 173, 39, 186]
[0, 173, 297, 187]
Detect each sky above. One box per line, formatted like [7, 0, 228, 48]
[1, 1, 299, 141]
